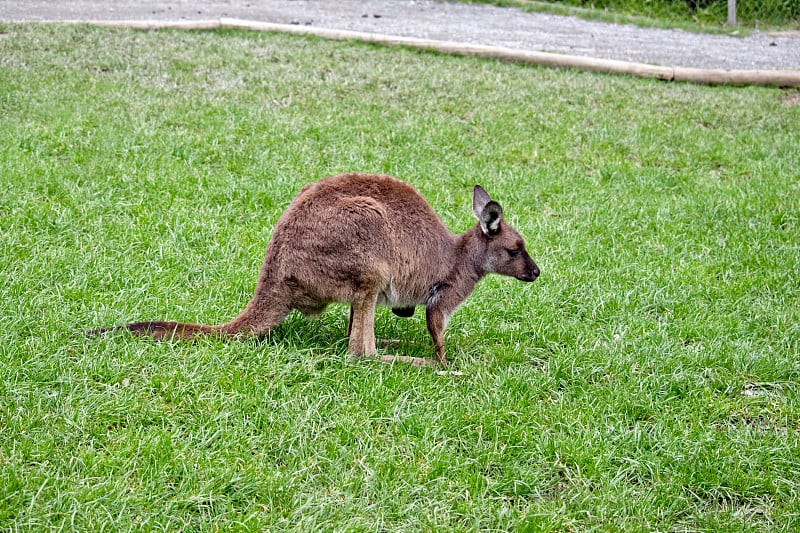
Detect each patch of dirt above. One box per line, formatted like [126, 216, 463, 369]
[781, 91, 800, 105]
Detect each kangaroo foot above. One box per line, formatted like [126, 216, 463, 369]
[378, 354, 439, 367]
[377, 339, 402, 347]
[379, 355, 464, 374]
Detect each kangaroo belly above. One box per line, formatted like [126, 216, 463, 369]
[376, 285, 426, 309]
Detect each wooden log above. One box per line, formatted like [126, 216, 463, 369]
[674, 66, 800, 87]
[83, 19, 223, 31]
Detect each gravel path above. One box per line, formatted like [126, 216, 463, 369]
[2, 0, 799, 71]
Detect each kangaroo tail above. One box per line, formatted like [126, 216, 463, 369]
[86, 321, 225, 341]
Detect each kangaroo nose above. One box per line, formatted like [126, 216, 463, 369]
[517, 264, 539, 282]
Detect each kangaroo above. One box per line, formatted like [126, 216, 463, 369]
[89, 173, 539, 366]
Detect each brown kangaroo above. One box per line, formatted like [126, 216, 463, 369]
[89, 173, 539, 366]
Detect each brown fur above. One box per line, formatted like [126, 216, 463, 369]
[89, 173, 539, 366]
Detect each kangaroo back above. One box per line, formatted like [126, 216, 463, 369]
[88, 173, 539, 366]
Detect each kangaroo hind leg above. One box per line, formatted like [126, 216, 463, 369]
[347, 291, 379, 357]
[221, 285, 292, 338]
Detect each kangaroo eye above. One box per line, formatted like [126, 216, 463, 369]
[506, 248, 520, 257]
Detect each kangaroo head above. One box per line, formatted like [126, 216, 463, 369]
[472, 185, 540, 282]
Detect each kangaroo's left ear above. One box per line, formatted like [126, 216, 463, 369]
[473, 186, 503, 236]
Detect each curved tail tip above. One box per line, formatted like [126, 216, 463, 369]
[86, 326, 116, 337]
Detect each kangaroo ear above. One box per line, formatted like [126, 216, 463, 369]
[472, 185, 492, 219]
[479, 201, 503, 236]
[473, 185, 503, 236]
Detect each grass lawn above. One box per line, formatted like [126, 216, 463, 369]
[1, 22, 799, 531]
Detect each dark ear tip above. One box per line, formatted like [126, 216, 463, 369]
[485, 200, 503, 216]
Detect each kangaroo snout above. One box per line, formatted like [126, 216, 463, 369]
[521, 265, 540, 282]
[517, 258, 540, 282]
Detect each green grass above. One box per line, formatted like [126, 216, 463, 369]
[1, 22, 799, 531]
